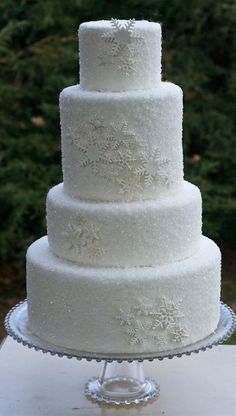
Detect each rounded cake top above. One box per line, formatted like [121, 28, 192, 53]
[79, 19, 160, 31]
[79, 19, 162, 92]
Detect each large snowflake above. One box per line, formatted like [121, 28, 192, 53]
[62, 217, 104, 261]
[99, 19, 144, 76]
[115, 297, 188, 347]
[136, 148, 170, 186]
[102, 19, 136, 56]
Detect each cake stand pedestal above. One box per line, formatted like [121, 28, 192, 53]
[4, 301, 236, 405]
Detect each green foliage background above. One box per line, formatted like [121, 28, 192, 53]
[0, 0, 235, 305]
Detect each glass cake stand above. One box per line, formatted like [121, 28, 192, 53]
[4, 300, 236, 405]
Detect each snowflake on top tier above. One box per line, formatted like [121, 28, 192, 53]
[99, 19, 144, 76]
[136, 148, 170, 186]
[115, 297, 188, 347]
[102, 19, 136, 56]
[118, 56, 137, 75]
[62, 217, 104, 261]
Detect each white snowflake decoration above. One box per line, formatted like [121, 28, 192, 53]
[76, 135, 110, 174]
[171, 326, 188, 343]
[67, 117, 171, 200]
[118, 56, 137, 75]
[125, 325, 147, 345]
[102, 19, 136, 56]
[62, 217, 104, 261]
[116, 297, 188, 347]
[62, 222, 84, 252]
[152, 299, 182, 330]
[99, 19, 144, 76]
[62, 125, 78, 145]
[136, 148, 170, 186]
[116, 309, 134, 326]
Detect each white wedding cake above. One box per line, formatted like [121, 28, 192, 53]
[26, 20, 221, 354]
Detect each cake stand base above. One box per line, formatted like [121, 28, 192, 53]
[4, 301, 236, 405]
[85, 361, 159, 404]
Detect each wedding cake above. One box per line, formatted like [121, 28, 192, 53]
[26, 20, 221, 354]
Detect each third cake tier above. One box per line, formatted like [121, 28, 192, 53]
[47, 181, 202, 267]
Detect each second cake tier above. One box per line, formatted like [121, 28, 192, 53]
[47, 181, 202, 267]
[60, 82, 183, 202]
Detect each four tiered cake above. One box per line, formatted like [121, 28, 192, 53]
[26, 20, 221, 354]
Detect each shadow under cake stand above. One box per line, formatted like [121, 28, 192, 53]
[4, 300, 236, 405]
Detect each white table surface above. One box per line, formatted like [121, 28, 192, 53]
[0, 337, 235, 416]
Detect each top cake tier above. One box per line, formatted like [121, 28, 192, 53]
[79, 19, 162, 92]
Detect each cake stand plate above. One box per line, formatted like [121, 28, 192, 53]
[4, 300, 236, 405]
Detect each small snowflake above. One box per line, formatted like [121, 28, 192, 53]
[171, 326, 188, 344]
[76, 135, 109, 174]
[62, 222, 84, 252]
[119, 56, 137, 76]
[90, 118, 106, 131]
[136, 148, 170, 186]
[62, 125, 78, 145]
[116, 309, 134, 326]
[133, 299, 155, 317]
[105, 122, 139, 151]
[118, 175, 143, 200]
[62, 217, 103, 261]
[152, 300, 180, 330]
[89, 245, 105, 262]
[125, 324, 146, 345]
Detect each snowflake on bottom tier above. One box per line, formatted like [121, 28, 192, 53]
[171, 326, 188, 343]
[116, 297, 188, 347]
[152, 298, 183, 330]
[62, 217, 104, 262]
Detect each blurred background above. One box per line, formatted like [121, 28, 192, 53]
[0, 0, 235, 342]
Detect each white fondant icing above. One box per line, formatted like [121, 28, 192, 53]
[60, 82, 183, 201]
[79, 20, 162, 91]
[46, 181, 202, 266]
[27, 236, 221, 354]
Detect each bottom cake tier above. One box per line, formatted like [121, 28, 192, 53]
[26, 236, 221, 354]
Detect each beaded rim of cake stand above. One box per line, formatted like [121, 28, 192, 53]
[4, 300, 236, 363]
[84, 375, 160, 405]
